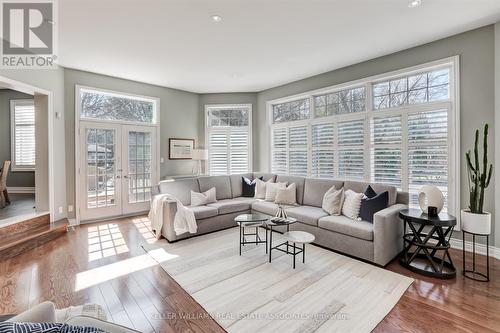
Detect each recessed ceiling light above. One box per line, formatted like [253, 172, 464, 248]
[408, 0, 422, 8]
[210, 15, 222, 23]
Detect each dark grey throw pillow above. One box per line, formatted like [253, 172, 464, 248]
[359, 190, 389, 223]
[241, 176, 263, 197]
[364, 185, 377, 199]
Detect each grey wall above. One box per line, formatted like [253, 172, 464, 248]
[495, 21, 500, 247]
[256, 25, 496, 244]
[198, 93, 258, 148]
[34, 94, 49, 212]
[0, 89, 35, 188]
[64, 69, 200, 218]
[0, 68, 67, 221]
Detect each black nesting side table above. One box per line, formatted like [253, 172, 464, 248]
[235, 213, 269, 255]
[399, 208, 456, 279]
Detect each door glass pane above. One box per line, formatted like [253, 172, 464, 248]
[86, 128, 116, 209]
[128, 131, 152, 204]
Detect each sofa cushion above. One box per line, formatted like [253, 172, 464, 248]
[229, 173, 252, 198]
[187, 205, 218, 219]
[251, 200, 284, 216]
[285, 205, 329, 227]
[253, 172, 276, 182]
[158, 178, 200, 205]
[303, 178, 344, 207]
[275, 175, 305, 204]
[207, 198, 252, 215]
[344, 181, 397, 206]
[198, 176, 232, 200]
[318, 215, 374, 241]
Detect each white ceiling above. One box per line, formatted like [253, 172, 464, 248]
[59, 0, 500, 93]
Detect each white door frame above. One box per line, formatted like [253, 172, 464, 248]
[74, 84, 160, 224]
[0, 75, 56, 223]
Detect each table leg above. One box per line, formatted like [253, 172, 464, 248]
[293, 242, 296, 269]
[269, 226, 273, 263]
[239, 224, 242, 256]
[265, 225, 268, 254]
[302, 243, 305, 263]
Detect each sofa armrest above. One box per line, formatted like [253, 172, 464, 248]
[373, 203, 407, 266]
[7, 301, 56, 323]
[160, 200, 179, 241]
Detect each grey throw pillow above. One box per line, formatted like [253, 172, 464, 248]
[322, 186, 344, 215]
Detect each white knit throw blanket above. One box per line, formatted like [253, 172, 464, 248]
[149, 193, 197, 238]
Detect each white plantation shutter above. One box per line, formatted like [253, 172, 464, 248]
[208, 130, 229, 175]
[311, 122, 334, 177]
[272, 127, 287, 174]
[11, 100, 36, 170]
[407, 110, 448, 208]
[206, 105, 251, 175]
[229, 129, 249, 174]
[288, 126, 308, 176]
[338, 119, 365, 180]
[371, 115, 402, 188]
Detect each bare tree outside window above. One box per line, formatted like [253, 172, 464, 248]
[80, 89, 155, 123]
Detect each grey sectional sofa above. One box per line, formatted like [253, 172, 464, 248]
[153, 173, 409, 266]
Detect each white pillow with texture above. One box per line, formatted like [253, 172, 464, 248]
[254, 178, 273, 199]
[275, 183, 297, 205]
[322, 186, 344, 215]
[190, 187, 217, 206]
[341, 189, 364, 219]
[265, 182, 287, 201]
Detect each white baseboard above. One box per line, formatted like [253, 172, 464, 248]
[449, 237, 500, 260]
[7, 186, 35, 194]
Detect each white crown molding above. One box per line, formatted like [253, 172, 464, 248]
[7, 186, 35, 194]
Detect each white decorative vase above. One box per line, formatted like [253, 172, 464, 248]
[418, 185, 444, 214]
[461, 209, 491, 235]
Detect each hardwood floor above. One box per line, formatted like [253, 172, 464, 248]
[0, 215, 499, 332]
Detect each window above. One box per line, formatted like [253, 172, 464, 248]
[206, 105, 252, 175]
[11, 99, 35, 171]
[272, 98, 310, 123]
[79, 87, 158, 124]
[314, 86, 366, 117]
[373, 68, 449, 110]
[269, 58, 458, 213]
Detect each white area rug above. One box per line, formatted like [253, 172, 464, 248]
[143, 227, 413, 333]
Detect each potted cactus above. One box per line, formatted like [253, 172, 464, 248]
[461, 124, 493, 235]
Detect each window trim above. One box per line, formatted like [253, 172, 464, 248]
[76, 85, 160, 126]
[205, 104, 253, 175]
[267, 56, 460, 218]
[10, 99, 36, 171]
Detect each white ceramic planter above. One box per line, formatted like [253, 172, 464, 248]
[461, 209, 491, 235]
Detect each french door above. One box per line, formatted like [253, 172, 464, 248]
[79, 122, 157, 221]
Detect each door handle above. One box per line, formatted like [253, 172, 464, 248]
[116, 175, 121, 179]
[123, 175, 129, 179]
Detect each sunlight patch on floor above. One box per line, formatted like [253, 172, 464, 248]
[132, 217, 157, 244]
[75, 248, 178, 291]
[87, 223, 129, 261]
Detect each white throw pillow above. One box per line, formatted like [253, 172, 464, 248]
[254, 178, 273, 199]
[265, 182, 287, 201]
[322, 186, 344, 215]
[342, 189, 364, 219]
[275, 183, 297, 205]
[190, 187, 217, 206]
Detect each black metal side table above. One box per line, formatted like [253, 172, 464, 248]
[462, 231, 490, 282]
[399, 208, 457, 279]
[235, 213, 269, 256]
[266, 217, 297, 264]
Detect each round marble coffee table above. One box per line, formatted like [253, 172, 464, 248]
[282, 231, 315, 269]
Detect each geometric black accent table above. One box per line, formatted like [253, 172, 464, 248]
[235, 213, 269, 256]
[462, 231, 490, 282]
[399, 208, 456, 279]
[266, 217, 298, 265]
